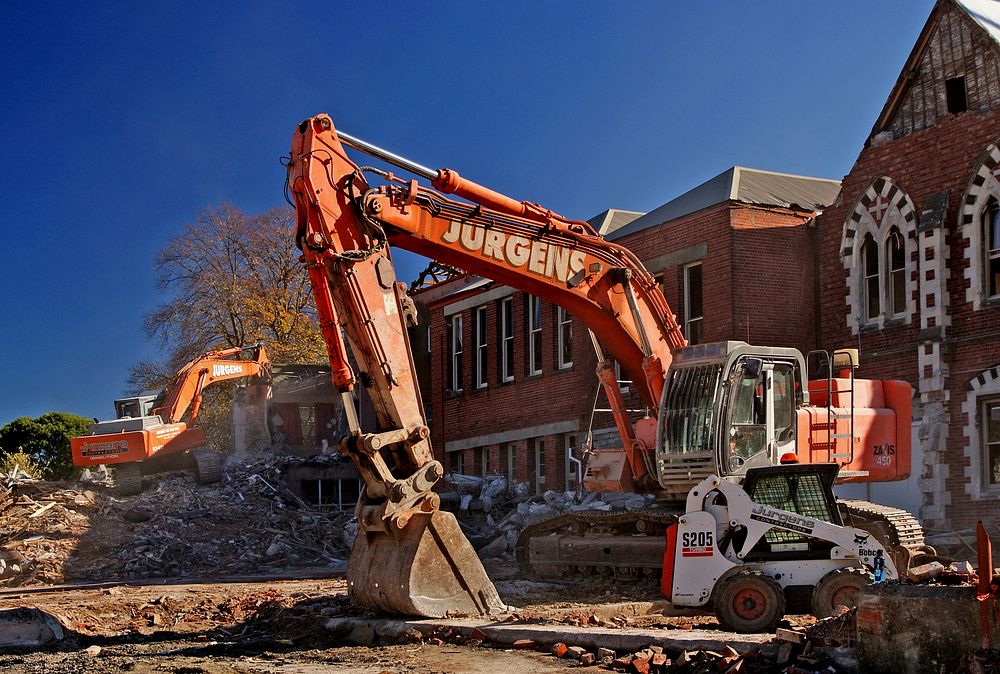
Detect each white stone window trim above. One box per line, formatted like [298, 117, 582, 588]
[960, 139, 1000, 310]
[962, 365, 1000, 500]
[841, 177, 918, 335]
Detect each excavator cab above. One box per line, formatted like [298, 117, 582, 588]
[655, 341, 806, 500]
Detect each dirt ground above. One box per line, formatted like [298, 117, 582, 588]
[0, 572, 820, 673]
[0, 576, 627, 673]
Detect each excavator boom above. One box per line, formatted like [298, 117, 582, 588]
[287, 115, 688, 617]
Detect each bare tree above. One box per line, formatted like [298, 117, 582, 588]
[130, 203, 326, 450]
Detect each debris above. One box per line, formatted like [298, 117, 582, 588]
[0, 455, 354, 586]
[83, 645, 102, 656]
[907, 560, 946, 583]
[0, 607, 65, 648]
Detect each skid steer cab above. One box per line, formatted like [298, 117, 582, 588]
[662, 464, 897, 633]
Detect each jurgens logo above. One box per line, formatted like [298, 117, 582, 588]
[81, 440, 128, 457]
[441, 220, 587, 283]
[212, 364, 244, 377]
[750, 504, 817, 533]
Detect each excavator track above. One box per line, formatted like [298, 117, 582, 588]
[837, 499, 930, 571]
[515, 509, 678, 580]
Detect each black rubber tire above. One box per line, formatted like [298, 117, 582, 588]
[812, 567, 871, 618]
[714, 570, 786, 633]
[191, 448, 222, 485]
[115, 462, 144, 496]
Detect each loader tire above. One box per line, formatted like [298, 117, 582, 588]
[714, 570, 786, 633]
[812, 567, 870, 618]
[191, 448, 222, 485]
[115, 463, 144, 496]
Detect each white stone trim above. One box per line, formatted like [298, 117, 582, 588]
[960, 139, 1000, 310]
[962, 365, 1000, 500]
[841, 176, 918, 334]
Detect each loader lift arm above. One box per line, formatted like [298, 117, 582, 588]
[286, 114, 685, 617]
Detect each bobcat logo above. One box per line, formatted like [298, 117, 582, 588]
[853, 533, 871, 545]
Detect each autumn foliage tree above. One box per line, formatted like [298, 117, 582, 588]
[131, 203, 327, 451]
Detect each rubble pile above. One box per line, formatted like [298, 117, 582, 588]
[396, 624, 848, 674]
[0, 470, 97, 585]
[0, 456, 354, 587]
[440, 473, 657, 562]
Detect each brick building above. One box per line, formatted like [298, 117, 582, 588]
[816, 0, 1000, 533]
[415, 167, 838, 493]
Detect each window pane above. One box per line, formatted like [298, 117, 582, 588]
[892, 269, 906, 315]
[866, 276, 880, 319]
[688, 318, 703, 345]
[687, 265, 703, 317]
[863, 236, 879, 276]
[990, 257, 1000, 298]
[990, 204, 1000, 250]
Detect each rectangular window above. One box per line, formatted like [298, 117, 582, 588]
[480, 447, 490, 476]
[532, 438, 545, 494]
[426, 324, 431, 354]
[985, 398, 1000, 486]
[504, 442, 516, 482]
[557, 307, 573, 369]
[986, 202, 1000, 298]
[614, 359, 630, 393]
[500, 297, 514, 382]
[887, 229, 906, 317]
[946, 76, 967, 114]
[862, 235, 880, 321]
[474, 305, 488, 388]
[451, 451, 465, 475]
[564, 433, 578, 491]
[683, 262, 703, 344]
[528, 295, 542, 374]
[449, 314, 463, 393]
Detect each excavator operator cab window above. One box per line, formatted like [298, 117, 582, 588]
[724, 358, 796, 473]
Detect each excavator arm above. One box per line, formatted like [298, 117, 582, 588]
[152, 343, 271, 425]
[286, 114, 685, 617]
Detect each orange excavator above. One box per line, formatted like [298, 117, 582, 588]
[71, 344, 271, 495]
[285, 114, 923, 619]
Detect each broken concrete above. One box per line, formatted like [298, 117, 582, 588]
[325, 615, 775, 655]
[0, 608, 64, 648]
[857, 582, 1000, 674]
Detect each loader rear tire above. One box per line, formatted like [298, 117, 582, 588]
[812, 567, 870, 618]
[191, 448, 222, 485]
[714, 570, 786, 633]
[115, 463, 144, 496]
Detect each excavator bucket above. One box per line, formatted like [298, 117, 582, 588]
[347, 510, 507, 618]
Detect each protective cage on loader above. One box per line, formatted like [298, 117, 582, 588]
[664, 464, 898, 633]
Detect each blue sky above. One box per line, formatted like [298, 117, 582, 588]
[0, 1, 934, 422]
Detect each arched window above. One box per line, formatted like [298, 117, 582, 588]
[862, 234, 880, 321]
[985, 198, 1000, 299]
[886, 227, 906, 317]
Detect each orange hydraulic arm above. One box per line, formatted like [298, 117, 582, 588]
[288, 115, 686, 500]
[152, 343, 271, 425]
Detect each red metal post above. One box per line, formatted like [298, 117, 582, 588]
[977, 520, 994, 650]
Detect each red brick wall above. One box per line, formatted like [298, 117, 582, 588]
[817, 108, 1000, 530]
[420, 201, 819, 492]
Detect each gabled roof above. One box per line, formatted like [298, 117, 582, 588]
[873, 0, 1000, 135]
[608, 166, 840, 241]
[586, 209, 644, 235]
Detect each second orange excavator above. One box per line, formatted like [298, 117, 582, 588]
[71, 344, 271, 495]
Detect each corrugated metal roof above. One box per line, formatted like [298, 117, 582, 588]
[955, 0, 1000, 47]
[609, 166, 840, 241]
